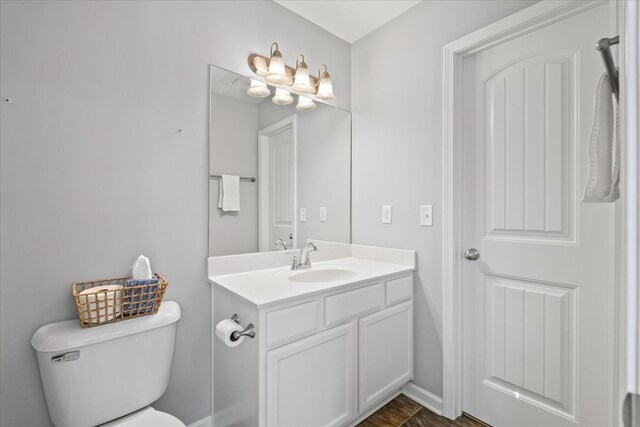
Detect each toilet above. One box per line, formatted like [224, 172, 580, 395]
[31, 301, 184, 427]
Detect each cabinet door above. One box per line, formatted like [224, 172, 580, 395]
[266, 322, 355, 427]
[359, 300, 413, 411]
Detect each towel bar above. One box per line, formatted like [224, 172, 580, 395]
[210, 175, 256, 182]
[597, 35, 620, 101]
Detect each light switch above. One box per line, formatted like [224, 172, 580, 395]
[320, 207, 327, 222]
[420, 205, 433, 226]
[300, 208, 306, 222]
[382, 205, 392, 224]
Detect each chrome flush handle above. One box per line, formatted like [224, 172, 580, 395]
[51, 351, 80, 362]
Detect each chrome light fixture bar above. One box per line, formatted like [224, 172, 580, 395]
[247, 42, 336, 105]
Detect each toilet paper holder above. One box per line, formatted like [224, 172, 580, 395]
[230, 314, 256, 341]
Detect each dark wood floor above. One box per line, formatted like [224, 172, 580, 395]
[358, 394, 489, 427]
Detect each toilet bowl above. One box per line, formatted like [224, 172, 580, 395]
[32, 301, 183, 427]
[100, 407, 184, 427]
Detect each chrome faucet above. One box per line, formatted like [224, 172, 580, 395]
[274, 239, 288, 250]
[291, 242, 318, 270]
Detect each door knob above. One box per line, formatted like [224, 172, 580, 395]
[464, 248, 480, 261]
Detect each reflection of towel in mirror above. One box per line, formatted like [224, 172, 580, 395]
[218, 174, 240, 211]
[582, 72, 619, 203]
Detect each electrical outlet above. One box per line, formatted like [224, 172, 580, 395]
[382, 205, 392, 224]
[300, 208, 306, 222]
[320, 207, 327, 222]
[420, 205, 433, 226]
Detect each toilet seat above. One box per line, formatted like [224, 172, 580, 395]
[100, 407, 185, 427]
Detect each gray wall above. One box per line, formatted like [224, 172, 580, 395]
[351, 0, 538, 398]
[209, 93, 259, 256]
[0, 1, 350, 426]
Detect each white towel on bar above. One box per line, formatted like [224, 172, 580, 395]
[582, 72, 619, 203]
[218, 174, 240, 211]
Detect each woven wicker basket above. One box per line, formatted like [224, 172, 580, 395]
[71, 274, 168, 328]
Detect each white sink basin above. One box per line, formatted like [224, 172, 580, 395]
[272, 264, 364, 283]
[289, 268, 358, 283]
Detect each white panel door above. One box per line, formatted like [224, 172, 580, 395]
[266, 322, 355, 427]
[358, 300, 413, 412]
[462, 3, 615, 427]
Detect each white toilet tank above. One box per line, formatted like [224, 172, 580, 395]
[31, 301, 181, 427]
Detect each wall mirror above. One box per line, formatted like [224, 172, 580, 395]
[208, 64, 351, 256]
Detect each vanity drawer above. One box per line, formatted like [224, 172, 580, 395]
[266, 301, 320, 347]
[385, 275, 413, 305]
[325, 283, 384, 325]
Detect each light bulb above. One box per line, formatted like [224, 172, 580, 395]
[291, 55, 313, 94]
[246, 79, 270, 98]
[272, 88, 293, 105]
[296, 96, 316, 111]
[266, 42, 288, 85]
[316, 64, 336, 101]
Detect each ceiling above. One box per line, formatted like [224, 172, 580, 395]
[274, 0, 422, 44]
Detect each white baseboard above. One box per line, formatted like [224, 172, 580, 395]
[187, 415, 212, 427]
[401, 382, 443, 416]
[199, 384, 440, 427]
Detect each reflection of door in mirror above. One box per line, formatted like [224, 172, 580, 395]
[258, 116, 296, 252]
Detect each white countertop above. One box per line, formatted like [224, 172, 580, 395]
[208, 255, 414, 308]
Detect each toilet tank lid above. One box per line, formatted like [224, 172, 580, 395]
[31, 301, 181, 353]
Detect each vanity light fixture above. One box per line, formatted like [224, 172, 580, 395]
[291, 55, 313, 94]
[315, 64, 336, 101]
[296, 96, 316, 112]
[247, 42, 337, 104]
[265, 43, 288, 85]
[246, 79, 270, 98]
[272, 88, 293, 105]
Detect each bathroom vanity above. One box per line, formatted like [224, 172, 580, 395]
[206, 64, 410, 426]
[208, 244, 415, 427]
